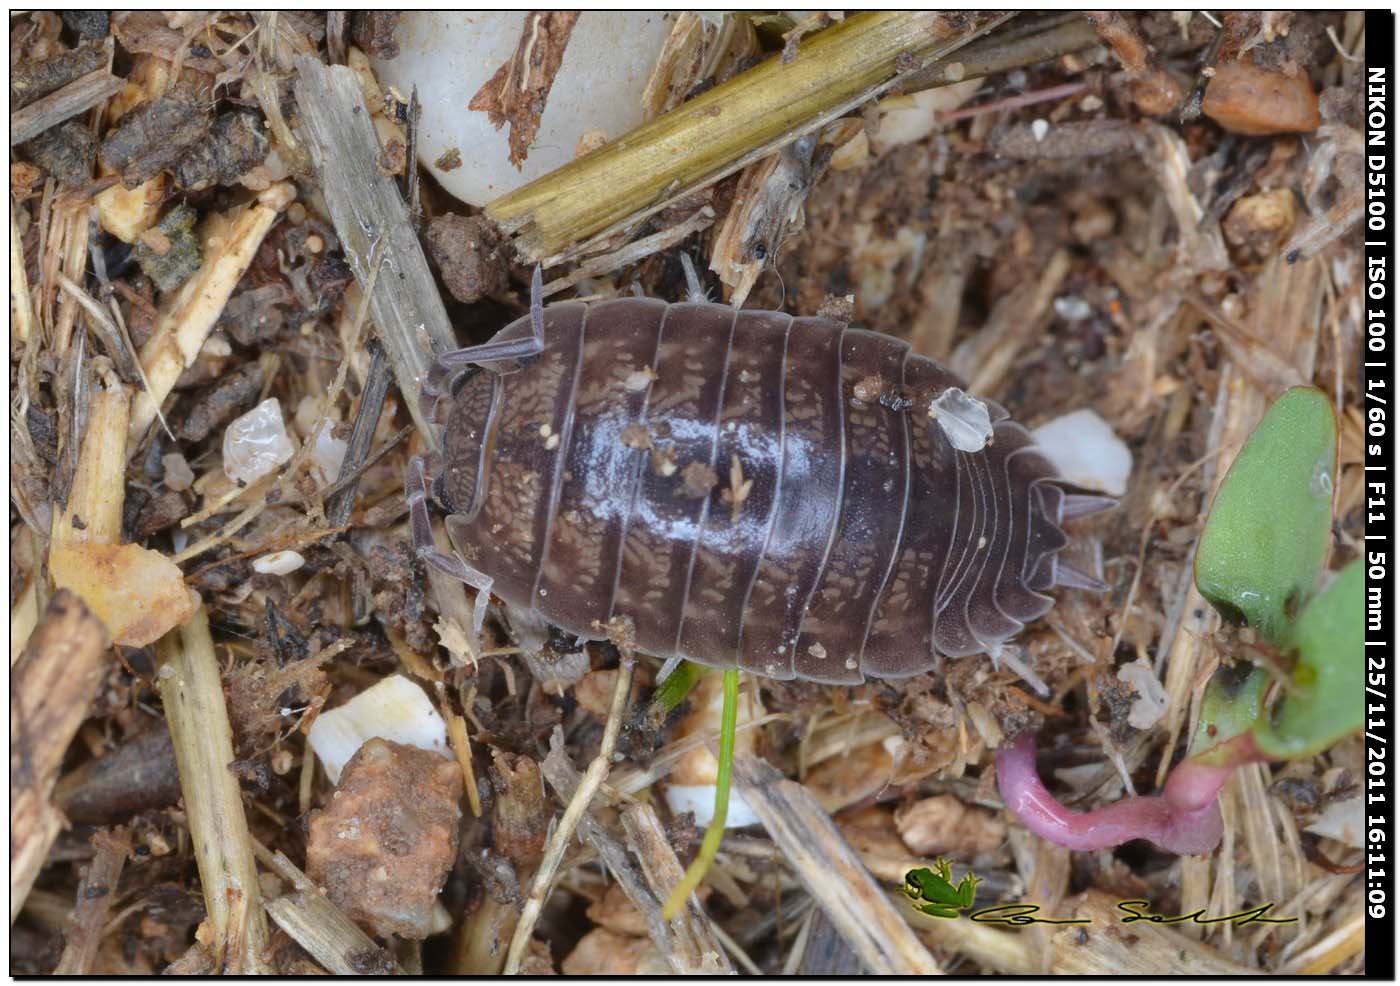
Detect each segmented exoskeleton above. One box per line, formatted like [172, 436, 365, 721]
[407, 271, 1108, 686]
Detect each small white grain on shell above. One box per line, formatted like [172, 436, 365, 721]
[931, 387, 993, 452]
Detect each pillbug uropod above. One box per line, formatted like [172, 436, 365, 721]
[407, 268, 1110, 686]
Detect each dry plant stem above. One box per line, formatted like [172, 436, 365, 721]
[53, 827, 131, 974]
[56, 273, 146, 388]
[895, 13, 1100, 93]
[253, 841, 404, 976]
[533, 732, 733, 974]
[50, 385, 129, 547]
[445, 712, 482, 818]
[487, 11, 1007, 262]
[541, 206, 716, 297]
[128, 183, 295, 448]
[10, 68, 126, 145]
[11, 208, 36, 343]
[10, 591, 109, 923]
[324, 340, 390, 527]
[503, 654, 636, 974]
[292, 56, 458, 443]
[1048, 891, 1253, 974]
[731, 754, 942, 975]
[620, 803, 734, 975]
[156, 607, 271, 973]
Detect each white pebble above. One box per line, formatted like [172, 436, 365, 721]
[161, 453, 195, 492]
[1032, 409, 1132, 497]
[252, 549, 305, 576]
[931, 387, 993, 452]
[308, 675, 450, 784]
[664, 784, 761, 830]
[223, 398, 295, 486]
[373, 12, 678, 208]
[1031, 118, 1050, 142]
[309, 423, 348, 486]
[1116, 660, 1169, 730]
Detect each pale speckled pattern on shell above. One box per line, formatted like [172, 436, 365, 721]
[433, 298, 1070, 685]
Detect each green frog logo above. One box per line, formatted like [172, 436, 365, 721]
[902, 859, 982, 919]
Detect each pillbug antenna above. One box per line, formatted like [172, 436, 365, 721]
[530, 263, 545, 348]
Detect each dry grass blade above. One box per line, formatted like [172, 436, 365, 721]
[10, 591, 110, 922]
[487, 11, 1009, 262]
[156, 607, 271, 974]
[254, 840, 404, 976]
[504, 653, 636, 974]
[53, 827, 132, 974]
[731, 754, 941, 975]
[128, 183, 295, 448]
[10, 67, 125, 146]
[291, 55, 458, 442]
[1047, 891, 1255, 974]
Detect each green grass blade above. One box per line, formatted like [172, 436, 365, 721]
[662, 667, 739, 920]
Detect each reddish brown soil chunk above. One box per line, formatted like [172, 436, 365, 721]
[1203, 59, 1321, 136]
[306, 738, 463, 939]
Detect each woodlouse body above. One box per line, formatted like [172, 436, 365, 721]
[414, 295, 1093, 686]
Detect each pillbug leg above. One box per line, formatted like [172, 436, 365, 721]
[431, 268, 548, 372]
[407, 455, 496, 597]
[662, 667, 739, 920]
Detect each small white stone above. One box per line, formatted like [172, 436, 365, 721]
[223, 398, 295, 485]
[664, 784, 762, 830]
[931, 387, 994, 452]
[308, 675, 450, 784]
[1032, 409, 1133, 497]
[309, 423, 348, 486]
[252, 549, 306, 576]
[1116, 660, 1169, 730]
[1031, 118, 1050, 142]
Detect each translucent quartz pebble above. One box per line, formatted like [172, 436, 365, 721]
[1032, 408, 1133, 496]
[371, 11, 678, 207]
[931, 387, 993, 453]
[223, 397, 295, 485]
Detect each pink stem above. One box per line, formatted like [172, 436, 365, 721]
[996, 733, 1233, 856]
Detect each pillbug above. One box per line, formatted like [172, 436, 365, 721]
[407, 269, 1109, 687]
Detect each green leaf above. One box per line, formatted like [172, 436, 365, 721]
[1187, 663, 1271, 765]
[1253, 559, 1364, 759]
[1194, 387, 1337, 643]
[652, 659, 704, 716]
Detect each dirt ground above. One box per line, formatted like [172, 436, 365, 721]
[10, 10, 1368, 976]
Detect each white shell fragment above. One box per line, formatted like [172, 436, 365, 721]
[1115, 660, 1169, 730]
[309, 423, 348, 486]
[664, 784, 762, 830]
[252, 550, 306, 576]
[1032, 408, 1133, 497]
[223, 398, 295, 486]
[372, 12, 678, 208]
[308, 674, 450, 784]
[931, 387, 994, 452]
